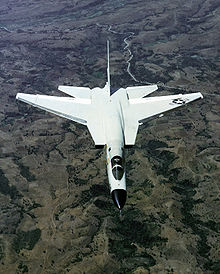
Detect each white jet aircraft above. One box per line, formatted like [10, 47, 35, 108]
[16, 41, 203, 210]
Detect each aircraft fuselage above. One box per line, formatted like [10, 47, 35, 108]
[97, 87, 128, 209]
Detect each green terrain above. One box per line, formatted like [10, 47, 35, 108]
[0, 0, 220, 273]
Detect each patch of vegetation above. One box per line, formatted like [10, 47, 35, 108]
[13, 229, 41, 253]
[159, 212, 169, 224]
[126, 159, 134, 175]
[111, 74, 133, 88]
[0, 168, 20, 199]
[71, 252, 83, 263]
[94, 199, 112, 210]
[80, 184, 108, 205]
[111, 218, 163, 248]
[61, 121, 72, 132]
[109, 239, 137, 260]
[147, 140, 169, 150]
[62, 120, 84, 132]
[23, 201, 42, 214]
[90, 184, 108, 196]
[49, 185, 56, 200]
[180, 56, 204, 68]
[154, 150, 177, 176]
[144, 141, 177, 177]
[126, 178, 135, 187]
[196, 129, 212, 138]
[66, 165, 89, 186]
[18, 163, 36, 182]
[13, 159, 36, 182]
[74, 178, 88, 186]
[135, 63, 173, 83]
[168, 169, 218, 270]
[203, 220, 220, 233]
[92, 71, 104, 79]
[124, 254, 156, 271]
[133, 179, 154, 197]
[17, 262, 28, 273]
[27, 146, 39, 155]
[183, 123, 192, 130]
[204, 260, 220, 273]
[109, 209, 166, 270]
[0, 239, 4, 261]
[80, 190, 92, 204]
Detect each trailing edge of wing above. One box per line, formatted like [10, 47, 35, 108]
[58, 85, 91, 99]
[126, 84, 158, 99]
[16, 93, 90, 125]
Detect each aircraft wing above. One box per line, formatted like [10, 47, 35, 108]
[124, 92, 203, 145]
[16, 93, 91, 125]
[130, 92, 203, 123]
[16, 93, 106, 145]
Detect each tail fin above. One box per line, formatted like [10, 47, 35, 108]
[106, 40, 110, 94]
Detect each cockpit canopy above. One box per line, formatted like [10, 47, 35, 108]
[111, 155, 124, 180]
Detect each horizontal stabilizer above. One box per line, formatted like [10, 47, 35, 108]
[126, 84, 158, 99]
[58, 85, 91, 99]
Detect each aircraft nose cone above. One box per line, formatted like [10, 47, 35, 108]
[111, 189, 127, 210]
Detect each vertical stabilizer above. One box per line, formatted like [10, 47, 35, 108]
[106, 40, 111, 94]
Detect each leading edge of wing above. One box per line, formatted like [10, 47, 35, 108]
[16, 93, 91, 125]
[129, 92, 203, 123]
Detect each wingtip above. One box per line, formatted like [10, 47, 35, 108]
[16, 93, 21, 100]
